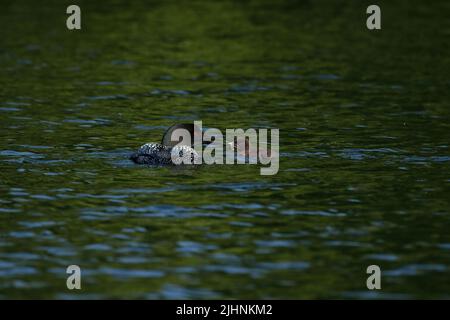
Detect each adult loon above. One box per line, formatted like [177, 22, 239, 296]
[130, 123, 201, 165]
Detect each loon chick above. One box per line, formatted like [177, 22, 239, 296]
[130, 123, 200, 165]
[227, 136, 278, 159]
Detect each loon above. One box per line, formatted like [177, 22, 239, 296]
[130, 123, 201, 165]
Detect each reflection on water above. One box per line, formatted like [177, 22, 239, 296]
[0, 0, 450, 298]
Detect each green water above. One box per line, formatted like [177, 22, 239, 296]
[0, 0, 449, 299]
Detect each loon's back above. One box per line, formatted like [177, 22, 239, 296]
[130, 143, 171, 165]
[130, 142, 199, 165]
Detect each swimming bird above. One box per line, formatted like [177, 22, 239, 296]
[130, 123, 201, 165]
[227, 136, 278, 159]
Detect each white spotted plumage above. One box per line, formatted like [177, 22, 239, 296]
[131, 142, 199, 165]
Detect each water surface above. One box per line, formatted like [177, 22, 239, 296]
[0, 0, 449, 298]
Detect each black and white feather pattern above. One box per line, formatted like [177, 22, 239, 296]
[130, 143, 199, 165]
